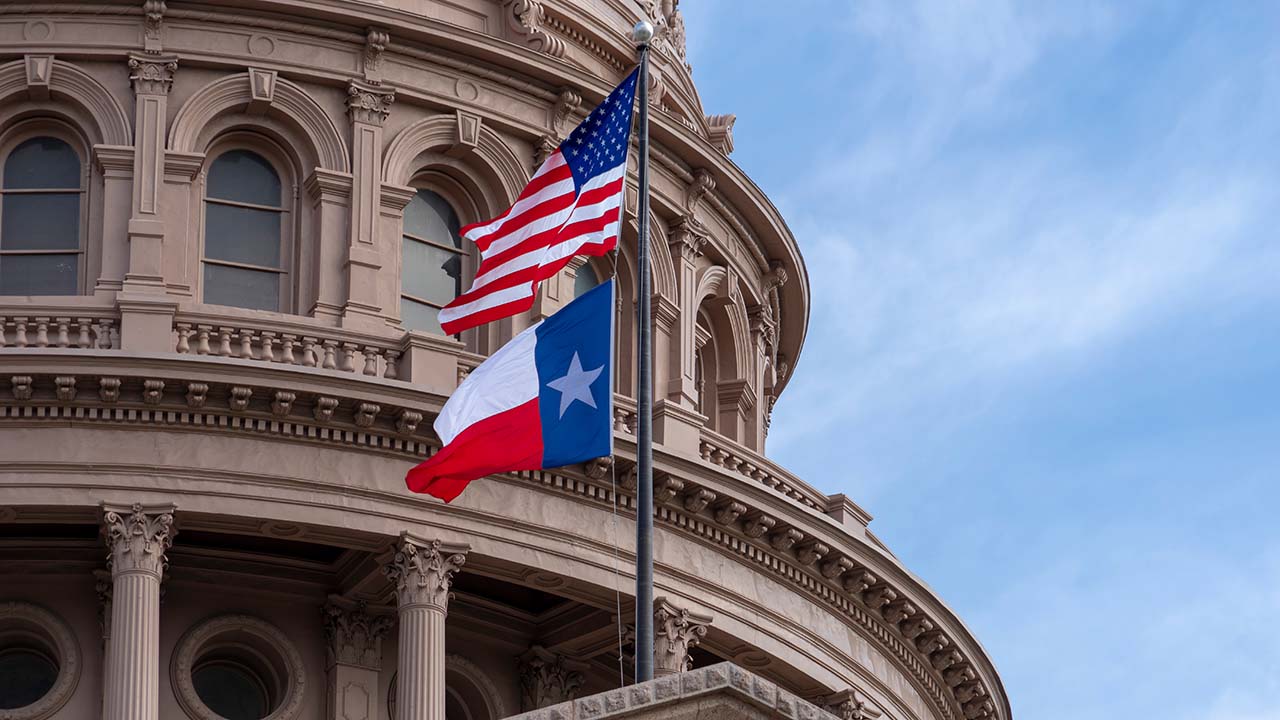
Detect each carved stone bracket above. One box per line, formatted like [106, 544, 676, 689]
[142, 0, 167, 53]
[383, 534, 469, 612]
[102, 502, 177, 578]
[128, 53, 177, 96]
[324, 601, 392, 671]
[500, 0, 567, 58]
[518, 645, 585, 711]
[684, 168, 716, 212]
[363, 27, 389, 84]
[550, 87, 581, 135]
[825, 689, 884, 720]
[347, 80, 395, 126]
[652, 597, 711, 676]
[706, 113, 736, 155]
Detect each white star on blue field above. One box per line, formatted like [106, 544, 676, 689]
[685, 3, 1280, 719]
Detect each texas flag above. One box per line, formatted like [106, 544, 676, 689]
[406, 280, 614, 502]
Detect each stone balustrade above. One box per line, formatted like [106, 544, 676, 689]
[699, 431, 827, 513]
[0, 313, 117, 350]
[173, 320, 402, 379]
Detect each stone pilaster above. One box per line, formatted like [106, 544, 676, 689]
[653, 596, 711, 677]
[123, 53, 177, 294]
[383, 533, 468, 720]
[518, 645, 586, 711]
[342, 80, 396, 329]
[101, 502, 176, 720]
[667, 216, 708, 406]
[324, 599, 393, 720]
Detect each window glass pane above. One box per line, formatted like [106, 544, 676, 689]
[3, 137, 79, 189]
[207, 150, 281, 206]
[574, 264, 599, 298]
[403, 238, 461, 306]
[0, 253, 78, 295]
[204, 203, 282, 268]
[192, 663, 269, 720]
[401, 297, 444, 335]
[203, 263, 280, 311]
[404, 190, 461, 248]
[0, 649, 58, 710]
[1, 193, 80, 250]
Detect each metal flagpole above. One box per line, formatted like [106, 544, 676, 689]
[631, 18, 655, 685]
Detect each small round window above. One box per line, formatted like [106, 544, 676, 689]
[0, 602, 81, 720]
[0, 648, 58, 710]
[192, 660, 270, 720]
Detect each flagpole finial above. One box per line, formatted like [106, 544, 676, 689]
[633, 20, 655, 45]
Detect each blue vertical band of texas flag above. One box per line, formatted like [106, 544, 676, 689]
[405, 280, 614, 502]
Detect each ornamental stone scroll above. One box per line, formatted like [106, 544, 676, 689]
[652, 596, 712, 677]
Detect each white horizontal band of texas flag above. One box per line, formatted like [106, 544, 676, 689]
[436, 68, 639, 336]
[406, 280, 614, 502]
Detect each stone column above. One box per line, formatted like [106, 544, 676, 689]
[652, 596, 711, 677]
[101, 502, 176, 720]
[518, 645, 586, 711]
[383, 533, 468, 720]
[324, 599, 393, 720]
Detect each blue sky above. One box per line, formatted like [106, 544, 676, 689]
[680, 2, 1280, 718]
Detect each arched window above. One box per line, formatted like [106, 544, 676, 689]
[573, 262, 600, 299]
[0, 137, 83, 295]
[401, 189, 464, 334]
[202, 149, 289, 312]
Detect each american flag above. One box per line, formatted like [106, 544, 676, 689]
[437, 68, 639, 335]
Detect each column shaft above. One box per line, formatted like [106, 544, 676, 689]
[396, 607, 446, 720]
[104, 571, 161, 720]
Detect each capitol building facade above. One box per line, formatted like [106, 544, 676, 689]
[0, 1, 1008, 719]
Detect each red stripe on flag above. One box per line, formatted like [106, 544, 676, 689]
[404, 398, 544, 502]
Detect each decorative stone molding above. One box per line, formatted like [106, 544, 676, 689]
[796, 540, 829, 567]
[500, 0, 567, 58]
[142, 379, 164, 405]
[347, 79, 395, 125]
[142, 0, 166, 53]
[668, 216, 709, 260]
[24, 54, 52, 99]
[0, 602, 82, 720]
[184, 382, 207, 409]
[683, 487, 717, 513]
[383, 534, 468, 612]
[742, 512, 777, 539]
[684, 168, 716, 212]
[227, 386, 252, 411]
[323, 601, 392, 671]
[713, 500, 746, 525]
[842, 570, 878, 595]
[127, 53, 176, 95]
[98, 377, 121, 403]
[653, 597, 711, 676]
[247, 67, 277, 113]
[824, 689, 884, 720]
[396, 409, 422, 435]
[706, 113, 736, 155]
[363, 27, 389, 83]
[653, 474, 686, 505]
[11, 375, 33, 401]
[53, 376, 75, 402]
[770, 527, 803, 552]
[102, 503, 176, 578]
[171, 614, 306, 720]
[313, 396, 338, 422]
[550, 87, 581, 134]
[582, 455, 612, 480]
[518, 645, 585, 711]
[455, 109, 482, 149]
[354, 402, 379, 428]
[271, 391, 296, 417]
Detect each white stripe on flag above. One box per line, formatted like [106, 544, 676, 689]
[433, 324, 541, 446]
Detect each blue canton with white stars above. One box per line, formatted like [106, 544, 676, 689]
[561, 68, 638, 193]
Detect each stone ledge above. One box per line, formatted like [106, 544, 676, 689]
[502, 663, 839, 720]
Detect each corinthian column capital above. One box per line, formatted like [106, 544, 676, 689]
[102, 502, 176, 578]
[383, 533, 468, 612]
[324, 600, 393, 670]
[653, 596, 712, 676]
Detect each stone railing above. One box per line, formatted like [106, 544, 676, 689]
[699, 430, 827, 513]
[613, 394, 638, 434]
[0, 310, 118, 350]
[172, 315, 403, 380]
